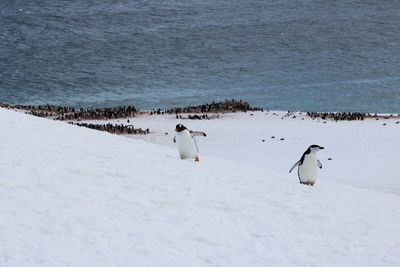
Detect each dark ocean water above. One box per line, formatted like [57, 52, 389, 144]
[1, 0, 400, 112]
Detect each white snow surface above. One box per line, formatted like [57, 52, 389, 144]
[1, 108, 399, 267]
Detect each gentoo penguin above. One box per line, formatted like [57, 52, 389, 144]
[289, 145, 324, 186]
[173, 123, 206, 161]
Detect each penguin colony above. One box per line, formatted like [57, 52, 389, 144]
[175, 114, 220, 120]
[0, 103, 137, 121]
[53, 106, 137, 121]
[148, 99, 264, 116]
[306, 112, 400, 121]
[307, 112, 366, 121]
[69, 122, 149, 135]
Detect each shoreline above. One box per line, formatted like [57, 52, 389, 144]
[1, 100, 400, 136]
[1, 100, 399, 118]
[1, 100, 399, 119]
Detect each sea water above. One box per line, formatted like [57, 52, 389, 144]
[1, 0, 399, 112]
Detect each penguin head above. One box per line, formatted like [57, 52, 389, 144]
[309, 145, 324, 152]
[175, 123, 187, 132]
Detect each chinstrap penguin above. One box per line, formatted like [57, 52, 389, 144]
[289, 145, 324, 186]
[173, 123, 206, 162]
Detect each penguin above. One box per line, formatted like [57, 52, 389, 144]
[173, 123, 206, 161]
[289, 145, 324, 186]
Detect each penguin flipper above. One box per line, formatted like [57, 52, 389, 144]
[317, 160, 322, 169]
[289, 160, 301, 173]
[173, 136, 176, 143]
[190, 131, 207, 137]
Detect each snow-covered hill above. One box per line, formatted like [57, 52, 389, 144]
[0, 108, 399, 266]
[94, 111, 400, 195]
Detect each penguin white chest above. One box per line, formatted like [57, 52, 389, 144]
[299, 154, 318, 183]
[176, 130, 199, 159]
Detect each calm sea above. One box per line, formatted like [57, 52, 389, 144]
[1, 0, 399, 112]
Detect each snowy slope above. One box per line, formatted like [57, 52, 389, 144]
[110, 112, 400, 195]
[0, 108, 399, 267]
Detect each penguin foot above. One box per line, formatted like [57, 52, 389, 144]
[195, 157, 200, 162]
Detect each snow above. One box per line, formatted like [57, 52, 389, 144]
[109, 111, 400, 195]
[0, 108, 399, 267]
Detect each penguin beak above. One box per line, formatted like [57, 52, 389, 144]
[319, 146, 324, 150]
